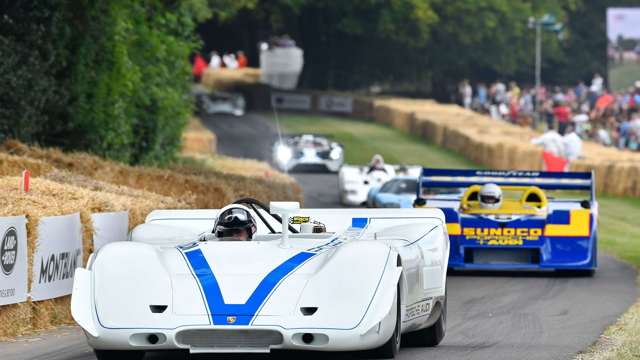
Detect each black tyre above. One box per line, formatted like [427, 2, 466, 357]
[403, 292, 447, 347]
[370, 288, 401, 358]
[94, 350, 145, 360]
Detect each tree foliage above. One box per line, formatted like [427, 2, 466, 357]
[0, 0, 247, 164]
[200, 0, 639, 96]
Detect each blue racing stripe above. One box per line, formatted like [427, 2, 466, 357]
[183, 247, 315, 325]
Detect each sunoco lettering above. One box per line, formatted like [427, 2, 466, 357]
[463, 228, 542, 236]
[38, 249, 81, 284]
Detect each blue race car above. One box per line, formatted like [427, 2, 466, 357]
[367, 176, 418, 208]
[414, 168, 597, 274]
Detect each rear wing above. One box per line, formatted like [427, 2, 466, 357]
[418, 168, 596, 201]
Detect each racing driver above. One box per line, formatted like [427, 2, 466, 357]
[213, 205, 258, 241]
[478, 183, 503, 210]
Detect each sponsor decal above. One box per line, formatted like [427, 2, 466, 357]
[1, 227, 18, 276]
[38, 249, 81, 284]
[463, 227, 542, 245]
[475, 170, 541, 177]
[289, 216, 311, 225]
[405, 299, 432, 322]
[226, 316, 237, 324]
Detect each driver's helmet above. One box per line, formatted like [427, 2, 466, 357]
[214, 205, 257, 241]
[478, 183, 503, 210]
[369, 154, 385, 169]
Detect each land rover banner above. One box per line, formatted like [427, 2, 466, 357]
[91, 211, 129, 251]
[31, 213, 83, 301]
[0, 216, 28, 306]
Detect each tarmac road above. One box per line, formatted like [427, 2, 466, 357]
[1, 112, 636, 360]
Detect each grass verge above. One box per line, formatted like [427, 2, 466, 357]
[277, 112, 640, 360]
[276, 114, 472, 168]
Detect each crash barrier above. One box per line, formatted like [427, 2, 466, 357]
[0, 205, 129, 337]
[201, 67, 261, 92]
[181, 117, 217, 155]
[0, 140, 301, 210]
[0, 142, 302, 338]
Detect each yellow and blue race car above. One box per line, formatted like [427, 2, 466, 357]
[414, 168, 597, 274]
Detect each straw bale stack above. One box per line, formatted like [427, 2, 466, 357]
[181, 117, 216, 155]
[201, 68, 261, 92]
[0, 177, 185, 338]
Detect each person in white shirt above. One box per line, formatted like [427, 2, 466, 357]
[563, 124, 582, 162]
[209, 51, 221, 69]
[531, 129, 565, 157]
[222, 53, 239, 69]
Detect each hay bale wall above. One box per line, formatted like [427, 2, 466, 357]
[0, 177, 185, 338]
[0, 140, 302, 338]
[351, 96, 640, 196]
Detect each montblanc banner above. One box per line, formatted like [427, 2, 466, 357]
[317, 95, 354, 114]
[91, 211, 129, 251]
[31, 213, 83, 301]
[0, 216, 28, 306]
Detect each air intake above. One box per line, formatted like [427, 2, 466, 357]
[176, 329, 283, 351]
[149, 305, 167, 313]
[300, 307, 318, 316]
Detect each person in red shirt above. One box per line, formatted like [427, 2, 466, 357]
[192, 52, 207, 82]
[237, 51, 248, 68]
[553, 101, 571, 135]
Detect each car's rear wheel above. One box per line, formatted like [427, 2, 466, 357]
[94, 350, 145, 360]
[369, 287, 401, 358]
[403, 290, 447, 347]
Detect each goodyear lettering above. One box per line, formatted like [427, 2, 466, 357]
[462, 227, 542, 245]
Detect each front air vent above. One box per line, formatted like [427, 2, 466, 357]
[300, 307, 318, 316]
[149, 305, 168, 313]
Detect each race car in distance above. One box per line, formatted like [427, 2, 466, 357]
[414, 168, 597, 274]
[339, 164, 421, 206]
[193, 85, 245, 117]
[273, 134, 343, 172]
[71, 198, 449, 359]
[367, 176, 418, 208]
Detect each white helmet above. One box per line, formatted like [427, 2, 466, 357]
[479, 183, 502, 209]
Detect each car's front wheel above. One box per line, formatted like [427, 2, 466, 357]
[403, 290, 447, 347]
[94, 350, 145, 360]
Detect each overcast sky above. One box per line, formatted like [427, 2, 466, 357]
[607, 7, 640, 41]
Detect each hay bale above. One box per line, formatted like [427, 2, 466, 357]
[201, 68, 261, 92]
[182, 118, 216, 155]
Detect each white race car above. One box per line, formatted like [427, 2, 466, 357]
[339, 165, 422, 206]
[273, 134, 344, 172]
[71, 198, 449, 359]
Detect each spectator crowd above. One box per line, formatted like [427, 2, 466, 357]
[192, 50, 249, 81]
[458, 74, 640, 151]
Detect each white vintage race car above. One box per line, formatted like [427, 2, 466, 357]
[71, 198, 449, 359]
[273, 134, 344, 172]
[339, 165, 422, 206]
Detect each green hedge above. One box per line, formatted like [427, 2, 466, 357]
[0, 0, 207, 165]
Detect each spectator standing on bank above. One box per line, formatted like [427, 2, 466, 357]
[563, 124, 582, 162]
[209, 51, 221, 69]
[460, 80, 472, 109]
[192, 52, 207, 82]
[553, 100, 572, 135]
[223, 53, 239, 69]
[476, 83, 488, 111]
[543, 98, 555, 130]
[237, 51, 248, 68]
